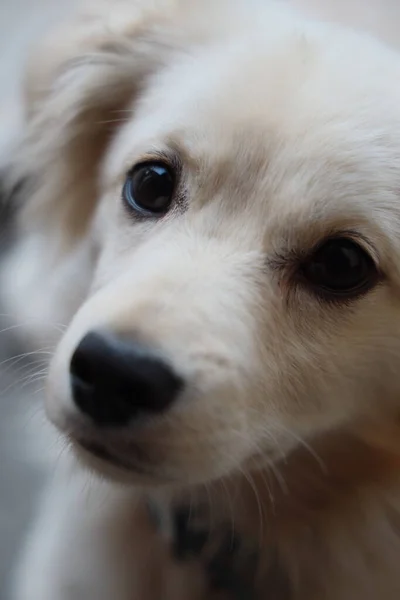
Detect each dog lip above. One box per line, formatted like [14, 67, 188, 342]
[75, 437, 153, 475]
[76, 438, 133, 470]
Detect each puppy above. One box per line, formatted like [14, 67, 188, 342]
[5, 0, 400, 598]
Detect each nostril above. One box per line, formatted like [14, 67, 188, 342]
[70, 348, 94, 388]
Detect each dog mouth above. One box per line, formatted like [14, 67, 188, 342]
[75, 438, 149, 473]
[73, 435, 184, 485]
[76, 439, 126, 467]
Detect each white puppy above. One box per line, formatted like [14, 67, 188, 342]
[4, 0, 400, 598]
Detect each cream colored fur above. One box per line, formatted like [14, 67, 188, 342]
[5, 0, 400, 598]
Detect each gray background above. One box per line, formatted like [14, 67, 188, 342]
[0, 3, 76, 597]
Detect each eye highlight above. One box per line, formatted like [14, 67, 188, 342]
[123, 161, 175, 217]
[300, 237, 379, 299]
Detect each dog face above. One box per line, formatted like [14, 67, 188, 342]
[15, 1, 400, 486]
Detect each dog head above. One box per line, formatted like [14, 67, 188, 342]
[13, 0, 400, 486]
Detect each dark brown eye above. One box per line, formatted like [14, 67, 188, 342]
[301, 238, 378, 298]
[123, 162, 175, 216]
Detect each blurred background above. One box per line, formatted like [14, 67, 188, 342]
[0, 2, 77, 597]
[0, 0, 399, 599]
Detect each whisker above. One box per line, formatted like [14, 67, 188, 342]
[203, 480, 215, 533]
[96, 118, 130, 126]
[0, 347, 53, 375]
[238, 465, 265, 550]
[269, 423, 327, 473]
[221, 478, 236, 548]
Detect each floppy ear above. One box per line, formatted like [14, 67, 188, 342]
[11, 0, 183, 245]
[0, 1, 187, 346]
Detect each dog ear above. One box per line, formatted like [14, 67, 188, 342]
[0, 1, 211, 347]
[10, 1, 181, 244]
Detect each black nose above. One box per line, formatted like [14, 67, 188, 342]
[70, 331, 183, 427]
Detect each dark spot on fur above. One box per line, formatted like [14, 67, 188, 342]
[172, 507, 209, 560]
[150, 503, 290, 600]
[206, 533, 258, 599]
[170, 507, 260, 599]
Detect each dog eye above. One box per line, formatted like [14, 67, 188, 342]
[301, 238, 378, 298]
[123, 162, 175, 216]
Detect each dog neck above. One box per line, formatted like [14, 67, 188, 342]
[148, 418, 400, 599]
